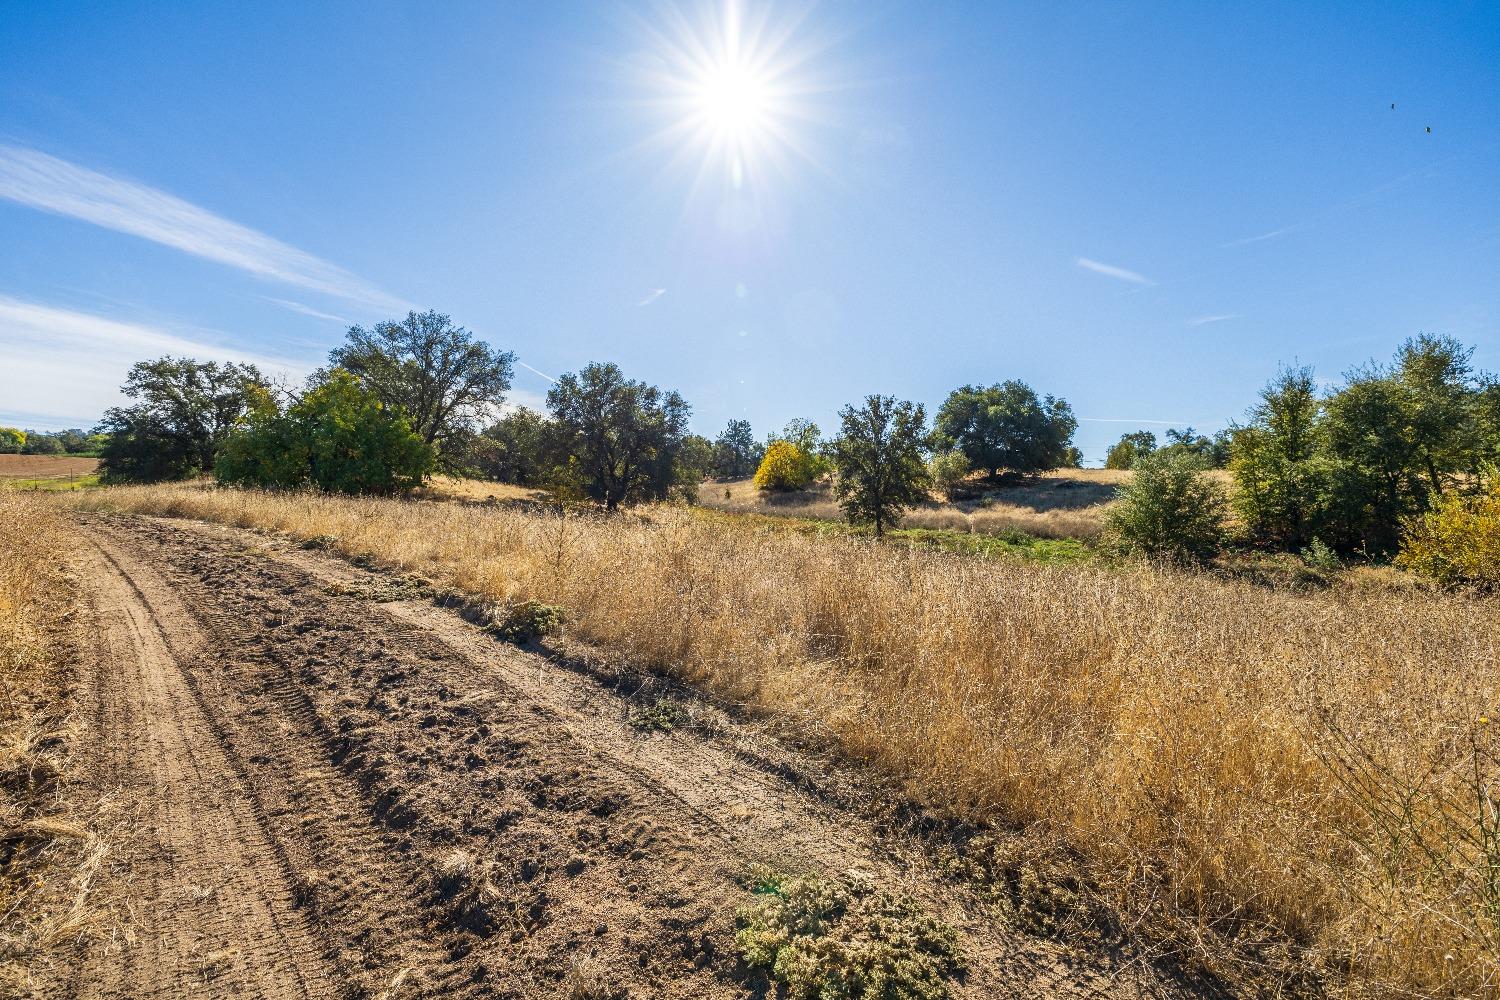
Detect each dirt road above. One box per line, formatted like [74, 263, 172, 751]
[64, 512, 1188, 999]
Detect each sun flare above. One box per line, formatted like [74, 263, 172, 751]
[633, 0, 826, 193]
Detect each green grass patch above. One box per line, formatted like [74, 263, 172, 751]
[687, 506, 1095, 565]
[0, 474, 101, 492]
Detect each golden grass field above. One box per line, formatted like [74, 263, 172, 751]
[56, 481, 1500, 998]
[0, 493, 105, 995]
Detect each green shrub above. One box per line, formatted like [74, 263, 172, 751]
[1103, 451, 1226, 563]
[926, 451, 970, 499]
[628, 698, 690, 732]
[1397, 482, 1500, 588]
[0, 428, 24, 454]
[736, 868, 963, 1000]
[489, 600, 565, 642]
[216, 371, 433, 495]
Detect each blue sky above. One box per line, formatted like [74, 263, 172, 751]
[2, 2, 1497, 462]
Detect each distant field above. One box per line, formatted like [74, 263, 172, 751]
[0, 453, 100, 490]
[699, 468, 1132, 540]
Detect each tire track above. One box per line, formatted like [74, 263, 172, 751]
[73, 535, 339, 1000]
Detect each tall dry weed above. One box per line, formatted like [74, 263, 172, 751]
[67, 483, 1500, 996]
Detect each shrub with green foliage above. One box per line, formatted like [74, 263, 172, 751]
[754, 440, 815, 491]
[736, 868, 963, 1000]
[1397, 481, 1500, 588]
[216, 371, 433, 495]
[1104, 451, 1227, 563]
[0, 428, 23, 454]
[927, 450, 970, 498]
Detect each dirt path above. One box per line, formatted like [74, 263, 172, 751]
[66, 512, 1190, 999]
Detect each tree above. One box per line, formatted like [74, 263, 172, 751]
[1390, 333, 1477, 497]
[1105, 451, 1227, 563]
[1231, 367, 1337, 549]
[753, 441, 815, 491]
[546, 362, 691, 511]
[712, 419, 762, 478]
[216, 371, 432, 495]
[1104, 431, 1157, 470]
[769, 418, 830, 478]
[328, 310, 514, 458]
[0, 428, 23, 454]
[473, 407, 563, 486]
[54, 429, 92, 453]
[934, 381, 1077, 477]
[675, 434, 717, 487]
[98, 357, 266, 483]
[830, 396, 931, 537]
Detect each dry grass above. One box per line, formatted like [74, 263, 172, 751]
[415, 475, 547, 504]
[0, 492, 105, 998]
[64, 482, 1500, 997]
[700, 471, 1121, 541]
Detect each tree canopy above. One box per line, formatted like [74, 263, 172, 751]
[98, 357, 266, 483]
[712, 419, 762, 479]
[327, 310, 514, 457]
[216, 371, 432, 495]
[933, 381, 1077, 477]
[830, 395, 931, 536]
[546, 362, 691, 510]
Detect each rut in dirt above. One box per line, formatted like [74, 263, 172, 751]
[67, 512, 1193, 1000]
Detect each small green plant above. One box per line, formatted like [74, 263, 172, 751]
[736, 868, 963, 1000]
[489, 600, 566, 642]
[1300, 537, 1343, 573]
[628, 698, 691, 732]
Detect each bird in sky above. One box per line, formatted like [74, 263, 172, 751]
[1426, 126, 1433, 133]
[1391, 102, 1396, 109]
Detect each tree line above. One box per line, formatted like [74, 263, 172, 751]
[88, 308, 1087, 537]
[1099, 333, 1500, 571]
[85, 308, 1500, 574]
[0, 426, 105, 456]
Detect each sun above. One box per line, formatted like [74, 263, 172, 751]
[694, 61, 771, 142]
[629, 0, 828, 194]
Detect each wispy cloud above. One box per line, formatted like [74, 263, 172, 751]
[0, 145, 409, 313]
[637, 288, 666, 306]
[0, 296, 311, 426]
[263, 297, 349, 325]
[1074, 256, 1154, 286]
[1220, 223, 1308, 248]
[1186, 313, 1239, 326]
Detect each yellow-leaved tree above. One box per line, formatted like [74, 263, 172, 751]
[1397, 480, 1500, 587]
[753, 440, 813, 491]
